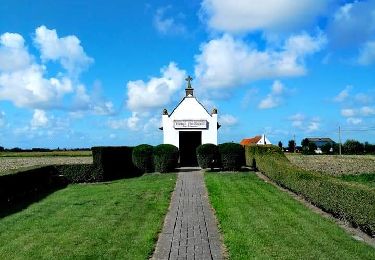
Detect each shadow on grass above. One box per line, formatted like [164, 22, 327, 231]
[0, 182, 67, 219]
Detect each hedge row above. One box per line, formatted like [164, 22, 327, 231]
[54, 164, 96, 183]
[153, 144, 179, 173]
[196, 143, 245, 171]
[245, 145, 375, 237]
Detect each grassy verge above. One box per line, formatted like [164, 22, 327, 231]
[205, 172, 375, 259]
[0, 174, 176, 259]
[339, 173, 375, 188]
[0, 150, 92, 157]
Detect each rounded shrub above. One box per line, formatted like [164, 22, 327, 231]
[132, 144, 154, 173]
[154, 144, 179, 173]
[196, 143, 220, 169]
[218, 143, 245, 171]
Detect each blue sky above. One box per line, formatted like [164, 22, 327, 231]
[0, 0, 375, 148]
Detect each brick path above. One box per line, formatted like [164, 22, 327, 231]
[152, 168, 224, 260]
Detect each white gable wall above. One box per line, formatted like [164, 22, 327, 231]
[256, 134, 272, 145]
[162, 97, 217, 148]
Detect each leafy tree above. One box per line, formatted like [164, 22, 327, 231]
[308, 142, 318, 154]
[343, 139, 364, 155]
[278, 141, 283, 149]
[321, 142, 333, 154]
[364, 142, 375, 154]
[288, 140, 295, 153]
[301, 138, 309, 147]
[0, 146, 4, 152]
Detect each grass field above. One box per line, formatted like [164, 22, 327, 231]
[205, 172, 375, 259]
[340, 173, 375, 188]
[0, 174, 176, 259]
[0, 150, 92, 157]
[286, 154, 375, 175]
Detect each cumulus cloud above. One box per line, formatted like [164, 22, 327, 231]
[258, 80, 287, 109]
[153, 6, 186, 35]
[194, 33, 326, 88]
[201, 0, 331, 33]
[108, 112, 140, 131]
[219, 114, 238, 126]
[334, 85, 351, 102]
[358, 41, 375, 65]
[328, 1, 375, 48]
[0, 26, 112, 115]
[288, 113, 320, 132]
[347, 117, 362, 125]
[31, 109, 49, 129]
[34, 25, 93, 76]
[341, 108, 355, 117]
[126, 62, 186, 112]
[0, 111, 5, 127]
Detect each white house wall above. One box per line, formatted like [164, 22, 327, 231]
[162, 97, 218, 148]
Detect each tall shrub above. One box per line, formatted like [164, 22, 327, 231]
[132, 144, 154, 173]
[154, 144, 179, 173]
[218, 143, 245, 171]
[196, 143, 220, 169]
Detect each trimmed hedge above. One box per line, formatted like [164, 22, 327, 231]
[54, 164, 96, 183]
[245, 144, 375, 237]
[132, 144, 154, 173]
[92, 146, 138, 180]
[0, 166, 67, 208]
[218, 143, 245, 171]
[196, 143, 220, 169]
[154, 144, 179, 173]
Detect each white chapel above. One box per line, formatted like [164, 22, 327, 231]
[161, 76, 219, 166]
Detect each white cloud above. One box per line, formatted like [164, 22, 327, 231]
[34, 25, 93, 76]
[358, 41, 375, 65]
[194, 33, 326, 88]
[0, 111, 5, 127]
[31, 109, 49, 129]
[220, 114, 238, 126]
[201, 0, 331, 33]
[258, 80, 287, 109]
[341, 108, 355, 117]
[288, 113, 320, 132]
[108, 112, 140, 131]
[360, 106, 375, 116]
[153, 7, 186, 35]
[0, 27, 110, 113]
[328, 1, 375, 48]
[334, 85, 352, 102]
[126, 62, 186, 112]
[347, 117, 362, 125]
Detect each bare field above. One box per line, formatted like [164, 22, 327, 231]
[0, 157, 93, 175]
[285, 154, 375, 175]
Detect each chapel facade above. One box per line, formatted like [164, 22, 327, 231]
[161, 76, 219, 166]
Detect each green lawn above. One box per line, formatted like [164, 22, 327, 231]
[339, 173, 375, 188]
[0, 174, 176, 259]
[205, 172, 375, 259]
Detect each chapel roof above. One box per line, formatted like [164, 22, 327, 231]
[240, 136, 262, 145]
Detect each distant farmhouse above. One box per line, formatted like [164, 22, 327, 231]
[306, 138, 335, 148]
[240, 134, 272, 146]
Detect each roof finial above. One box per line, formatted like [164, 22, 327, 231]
[185, 75, 193, 89]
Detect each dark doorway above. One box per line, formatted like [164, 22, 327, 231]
[179, 131, 202, 167]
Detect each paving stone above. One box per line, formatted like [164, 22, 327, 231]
[152, 168, 224, 260]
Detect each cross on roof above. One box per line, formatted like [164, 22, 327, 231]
[185, 75, 193, 89]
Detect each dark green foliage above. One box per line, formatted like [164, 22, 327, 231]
[308, 142, 317, 154]
[154, 144, 179, 173]
[364, 142, 375, 154]
[278, 141, 283, 149]
[218, 143, 245, 171]
[196, 143, 221, 169]
[92, 146, 138, 180]
[343, 139, 364, 154]
[54, 164, 96, 183]
[321, 142, 333, 154]
[301, 138, 309, 147]
[0, 146, 4, 152]
[0, 166, 67, 208]
[132, 144, 154, 173]
[245, 145, 375, 237]
[288, 140, 295, 152]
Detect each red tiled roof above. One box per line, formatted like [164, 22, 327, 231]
[240, 136, 262, 145]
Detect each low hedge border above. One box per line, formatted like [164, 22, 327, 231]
[245, 145, 375, 237]
[154, 144, 179, 173]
